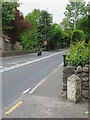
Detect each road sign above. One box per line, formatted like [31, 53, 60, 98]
[44, 40, 47, 45]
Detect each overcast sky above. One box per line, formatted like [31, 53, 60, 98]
[18, 0, 89, 24]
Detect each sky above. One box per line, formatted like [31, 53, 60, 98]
[18, 0, 90, 24]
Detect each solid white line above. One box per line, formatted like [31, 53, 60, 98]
[29, 62, 63, 94]
[29, 78, 46, 94]
[23, 88, 31, 94]
[1, 51, 63, 73]
[0, 66, 6, 69]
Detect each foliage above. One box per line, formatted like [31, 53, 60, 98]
[37, 10, 52, 46]
[60, 18, 73, 36]
[71, 30, 85, 42]
[20, 9, 69, 51]
[60, 1, 88, 36]
[66, 41, 89, 66]
[21, 9, 41, 50]
[2, 2, 18, 33]
[76, 16, 89, 43]
[25, 9, 41, 28]
[21, 29, 37, 50]
[64, 1, 87, 21]
[8, 9, 32, 49]
[47, 24, 69, 50]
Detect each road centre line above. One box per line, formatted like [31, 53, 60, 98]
[5, 101, 23, 115]
[1, 51, 63, 73]
[29, 78, 46, 94]
[23, 88, 31, 94]
[0, 66, 6, 69]
[29, 62, 63, 94]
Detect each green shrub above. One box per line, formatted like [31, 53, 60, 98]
[71, 30, 85, 43]
[66, 40, 89, 66]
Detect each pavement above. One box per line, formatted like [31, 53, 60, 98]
[3, 63, 88, 118]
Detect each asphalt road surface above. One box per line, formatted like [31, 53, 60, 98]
[2, 51, 65, 110]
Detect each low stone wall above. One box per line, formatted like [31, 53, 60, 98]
[2, 35, 12, 51]
[2, 50, 37, 57]
[62, 65, 89, 100]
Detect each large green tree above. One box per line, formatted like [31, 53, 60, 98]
[8, 9, 32, 49]
[2, 2, 18, 34]
[21, 9, 41, 50]
[21, 29, 37, 50]
[37, 10, 52, 46]
[60, 1, 88, 36]
[25, 9, 41, 28]
[77, 16, 89, 43]
[47, 23, 69, 50]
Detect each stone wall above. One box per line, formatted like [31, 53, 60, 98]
[2, 35, 23, 51]
[62, 65, 89, 99]
[2, 35, 12, 51]
[0, 36, 2, 50]
[13, 42, 23, 51]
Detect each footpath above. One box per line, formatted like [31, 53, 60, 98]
[3, 63, 88, 118]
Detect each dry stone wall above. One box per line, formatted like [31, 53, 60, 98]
[62, 65, 89, 100]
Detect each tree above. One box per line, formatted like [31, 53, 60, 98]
[37, 10, 52, 46]
[60, 18, 73, 36]
[47, 23, 69, 50]
[77, 16, 89, 43]
[64, 1, 87, 21]
[21, 9, 41, 50]
[60, 1, 88, 35]
[2, 2, 18, 34]
[25, 9, 41, 28]
[8, 9, 32, 49]
[21, 29, 37, 50]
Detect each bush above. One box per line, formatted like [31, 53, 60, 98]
[66, 40, 89, 66]
[71, 30, 85, 43]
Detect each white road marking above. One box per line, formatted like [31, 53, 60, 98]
[8, 62, 20, 66]
[29, 62, 63, 94]
[23, 88, 31, 94]
[29, 78, 46, 94]
[1, 51, 63, 73]
[0, 66, 6, 69]
[9, 62, 17, 64]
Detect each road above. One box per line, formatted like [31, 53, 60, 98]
[2, 51, 64, 110]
